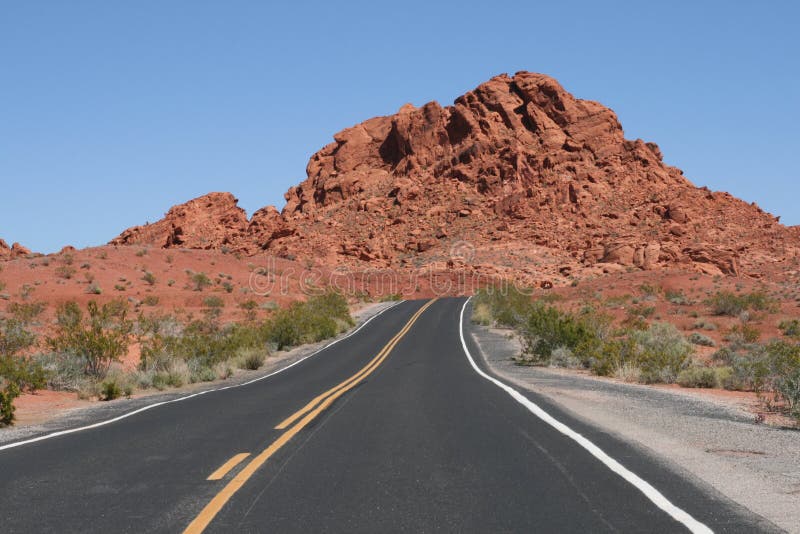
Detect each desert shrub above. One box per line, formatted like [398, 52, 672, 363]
[240, 300, 258, 311]
[0, 381, 20, 427]
[473, 286, 534, 329]
[47, 300, 133, 378]
[549, 346, 581, 368]
[520, 303, 608, 364]
[380, 293, 402, 302]
[582, 336, 639, 377]
[142, 272, 157, 285]
[677, 366, 718, 388]
[471, 302, 493, 326]
[725, 323, 760, 345]
[191, 272, 212, 291]
[778, 319, 800, 338]
[87, 284, 102, 295]
[221, 282, 234, 293]
[55, 265, 76, 279]
[8, 301, 46, 324]
[32, 352, 85, 391]
[100, 379, 122, 401]
[692, 320, 717, 331]
[239, 349, 266, 370]
[0, 317, 36, 357]
[0, 317, 48, 392]
[189, 362, 216, 383]
[267, 292, 353, 350]
[142, 295, 160, 306]
[708, 291, 776, 316]
[630, 323, 693, 383]
[665, 290, 690, 305]
[688, 332, 716, 347]
[203, 296, 225, 308]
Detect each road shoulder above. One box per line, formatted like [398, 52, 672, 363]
[468, 320, 800, 534]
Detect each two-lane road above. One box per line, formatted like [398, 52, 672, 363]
[0, 298, 772, 532]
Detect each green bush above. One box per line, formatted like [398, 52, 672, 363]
[241, 350, 266, 370]
[632, 323, 693, 383]
[677, 366, 718, 388]
[267, 292, 353, 350]
[142, 272, 157, 286]
[778, 319, 800, 338]
[47, 300, 133, 378]
[192, 272, 212, 291]
[0, 318, 48, 411]
[473, 286, 534, 329]
[100, 380, 122, 401]
[707, 291, 776, 316]
[520, 302, 607, 364]
[0, 381, 20, 427]
[688, 332, 716, 347]
[189, 365, 216, 383]
[203, 296, 225, 308]
[8, 301, 46, 324]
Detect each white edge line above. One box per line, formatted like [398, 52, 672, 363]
[458, 297, 713, 534]
[0, 300, 404, 452]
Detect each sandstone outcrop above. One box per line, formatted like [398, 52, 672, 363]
[110, 72, 799, 280]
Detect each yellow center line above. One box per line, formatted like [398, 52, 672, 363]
[207, 453, 251, 481]
[183, 299, 437, 534]
[275, 300, 434, 429]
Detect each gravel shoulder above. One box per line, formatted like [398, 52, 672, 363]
[469, 322, 800, 534]
[0, 301, 397, 447]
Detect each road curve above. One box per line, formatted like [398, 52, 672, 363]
[0, 298, 771, 533]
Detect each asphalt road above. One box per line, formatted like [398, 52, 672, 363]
[0, 298, 773, 533]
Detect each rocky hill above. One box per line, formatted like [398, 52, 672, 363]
[110, 72, 799, 282]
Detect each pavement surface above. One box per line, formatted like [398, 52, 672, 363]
[0, 298, 780, 532]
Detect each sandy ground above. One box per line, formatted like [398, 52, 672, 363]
[1, 301, 396, 445]
[470, 323, 800, 534]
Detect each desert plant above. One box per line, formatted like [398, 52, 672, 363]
[191, 272, 212, 291]
[688, 332, 716, 347]
[55, 265, 76, 279]
[631, 323, 693, 383]
[142, 272, 157, 285]
[677, 366, 718, 388]
[779, 319, 800, 338]
[708, 291, 776, 316]
[47, 300, 133, 378]
[0, 380, 20, 427]
[100, 379, 122, 401]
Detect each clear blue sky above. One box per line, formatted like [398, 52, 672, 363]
[1, 1, 798, 253]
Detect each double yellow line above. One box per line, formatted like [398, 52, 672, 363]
[184, 299, 437, 534]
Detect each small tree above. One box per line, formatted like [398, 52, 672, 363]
[48, 300, 133, 378]
[192, 272, 212, 291]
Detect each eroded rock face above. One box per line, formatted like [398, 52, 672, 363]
[110, 192, 252, 250]
[110, 72, 799, 280]
[0, 239, 33, 260]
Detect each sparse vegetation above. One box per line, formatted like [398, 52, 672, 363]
[707, 290, 776, 316]
[191, 272, 212, 291]
[688, 332, 716, 347]
[47, 300, 133, 378]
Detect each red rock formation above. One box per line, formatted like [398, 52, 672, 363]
[0, 239, 33, 260]
[110, 192, 251, 250]
[110, 72, 799, 280]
